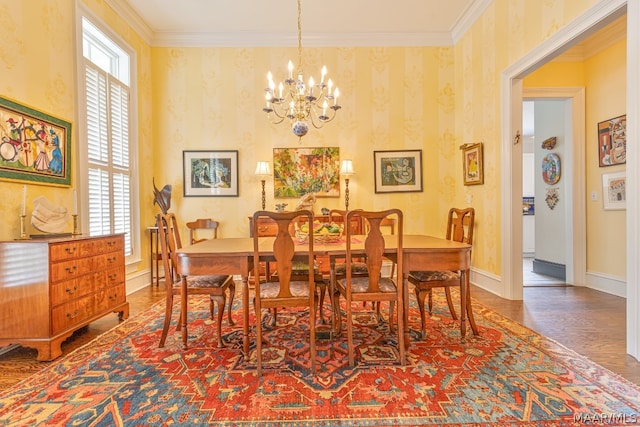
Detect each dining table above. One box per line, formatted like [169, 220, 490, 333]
[175, 234, 472, 355]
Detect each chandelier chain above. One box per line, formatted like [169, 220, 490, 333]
[297, 0, 303, 75]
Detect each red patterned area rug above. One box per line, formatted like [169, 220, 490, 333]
[1, 291, 640, 426]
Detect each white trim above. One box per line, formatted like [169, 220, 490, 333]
[126, 270, 153, 295]
[104, 0, 153, 44]
[626, 0, 640, 359]
[469, 267, 503, 297]
[585, 272, 626, 298]
[451, 0, 494, 44]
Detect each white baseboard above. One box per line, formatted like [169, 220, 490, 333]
[126, 269, 154, 295]
[585, 271, 626, 298]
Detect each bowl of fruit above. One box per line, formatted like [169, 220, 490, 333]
[295, 220, 344, 243]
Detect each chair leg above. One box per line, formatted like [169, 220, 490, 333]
[427, 289, 434, 316]
[317, 282, 326, 324]
[444, 287, 458, 320]
[388, 301, 396, 332]
[465, 285, 479, 335]
[346, 300, 355, 367]
[414, 286, 427, 340]
[255, 303, 263, 376]
[227, 282, 236, 326]
[159, 290, 174, 347]
[211, 294, 226, 348]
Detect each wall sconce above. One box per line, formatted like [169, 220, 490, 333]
[340, 159, 354, 211]
[254, 161, 272, 210]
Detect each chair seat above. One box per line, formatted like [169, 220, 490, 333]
[337, 276, 397, 294]
[334, 261, 369, 276]
[180, 274, 234, 289]
[409, 270, 460, 283]
[260, 280, 314, 298]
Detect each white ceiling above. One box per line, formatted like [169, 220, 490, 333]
[110, 0, 489, 46]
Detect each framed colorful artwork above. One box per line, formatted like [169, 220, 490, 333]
[598, 114, 626, 167]
[272, 147, 340, 198]
[0, 95, 72, 186]
[542, 153, 561, 185]
[461, 143, 483, 186]
[373, 149, 423, 193]
[183, 150, 239, 197]
[602, 171, 626, 210]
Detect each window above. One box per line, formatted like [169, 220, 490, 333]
[78, 14, 138, 261]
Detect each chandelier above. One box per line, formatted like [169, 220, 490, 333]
[262, 0, 341, 139]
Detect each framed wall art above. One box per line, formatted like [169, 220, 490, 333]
[461, 143, 483, 186]
[602, 171, 626, 210]
[183, 150, 239, 197]
[373, 149, 423, 193]
[0, 95, 72, 186]
[598, 114, 626, 167]
[272, 147, 340, 198]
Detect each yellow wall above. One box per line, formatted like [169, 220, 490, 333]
[151, 46, 454, 238]
[0, 0, 619, 284]
[524, 40, 627, 279]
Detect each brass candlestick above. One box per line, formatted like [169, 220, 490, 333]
[19, 214, 30, 240]
[72, 214, 80, 235]
[344, 177, 350, 211]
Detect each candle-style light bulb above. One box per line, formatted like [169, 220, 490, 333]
[327, 79, 333, 96]
[288, 60, 293, 79]
[321, 65, 327, 84]
[334, 87, 340, 105]
[278, 82, 283, 98]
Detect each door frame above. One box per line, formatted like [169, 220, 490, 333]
[500, 0, 640, 359]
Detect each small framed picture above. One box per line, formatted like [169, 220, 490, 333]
[373, 149, 423, 193]
[183, 150, 239, 197]
[602, 171, 626, 210]
[598, 114, 626, 167]
[461, 142, 484, 186]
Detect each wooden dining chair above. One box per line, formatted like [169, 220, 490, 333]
[252, 210, 319, 375]
[157, 212, 236, 348]
[334, 209, 405, 367]
[186, 218, 220, 244]
[408, 207, 478, 339]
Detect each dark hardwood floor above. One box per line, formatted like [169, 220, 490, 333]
[1, 281, 639, 391]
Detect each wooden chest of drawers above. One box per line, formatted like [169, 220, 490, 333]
[0, 234, 129, 361]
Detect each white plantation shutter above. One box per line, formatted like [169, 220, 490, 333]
[84, 60, 132, 256]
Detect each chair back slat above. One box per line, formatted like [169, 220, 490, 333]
[446, 207, 475, 245]
[252, 210, 314, 299]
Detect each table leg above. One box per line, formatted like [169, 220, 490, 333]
[181, 276, 188, 348]
[459, 269, 468, 340]
[242, 275, 250, 355]
[403, 272, 410, 350]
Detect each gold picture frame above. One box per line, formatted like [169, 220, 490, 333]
[461, 142, 483, 186]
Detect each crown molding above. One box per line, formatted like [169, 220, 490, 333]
[451, 0, 493, 44]
[104, 0, 153, 44]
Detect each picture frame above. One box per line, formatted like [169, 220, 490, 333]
[602, 171, 626, 210]
[598, 114, 626, 167]
[373, 149, 423, 193]
[0, 95, 72, 186]
[272, 147, 340, 198]
[461, 143, 483, 186]
[183, 150, 239, 197]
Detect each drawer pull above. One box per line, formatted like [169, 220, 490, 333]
[108, 273, 118, 281]
[66, 309, 79, 319]
[259, 226, 269, 232]
[64, 246, 77, 255]
[107, 240, 116, 247]
[107, 256, 117, 263]
[108, 293, 118, 301]
[65, 285, 78, 295]
[65, 265, 78, 274]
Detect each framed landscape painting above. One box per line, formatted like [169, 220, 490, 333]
[183, 150, 239, 197]
[373, 149, 423, 193]
[0, 96, 72, 186]
[272, 147, 340, 198]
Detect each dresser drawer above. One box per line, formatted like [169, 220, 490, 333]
[51, 294, 94, 334]
[95, 284, 126, 312]
[50, 258, 93, 283]
[51, 272, 102, 306]
[255, 220, 278, 237]
[50, 241, 82, 262]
